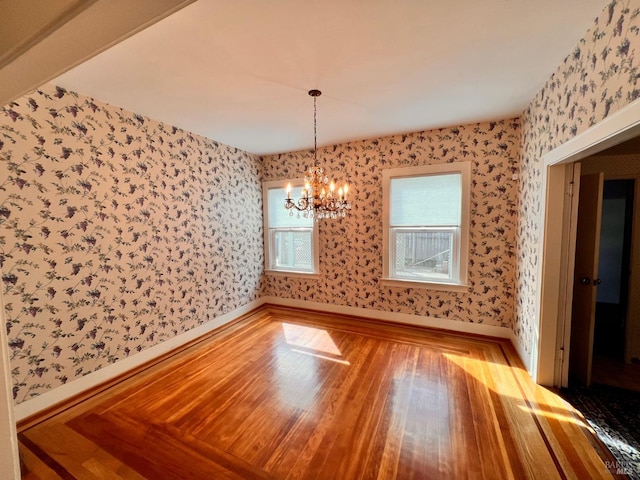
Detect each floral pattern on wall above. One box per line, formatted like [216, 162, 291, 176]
[262, 121, 520, 328]
[517, 0, 640, 357]
[0, 84, 264, 403]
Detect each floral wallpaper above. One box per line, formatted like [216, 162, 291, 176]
[262, 120, 520, 328]
[4, 0, 636, 407]
[0, 84, 264, 404]
[517, 0, 640, 358]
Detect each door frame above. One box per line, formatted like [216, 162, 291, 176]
[0, 269, 19, 479]
[535, 98, 640, 386]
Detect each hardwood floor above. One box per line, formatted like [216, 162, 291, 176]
[19, 306, 618, 479]
[592, 354, 640, 391]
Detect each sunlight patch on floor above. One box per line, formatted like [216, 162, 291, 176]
[282, 323, 343, 356]
[517, 405, 586, 427]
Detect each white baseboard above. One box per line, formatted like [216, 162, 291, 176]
[262, 296, 512, 339]
[14, 298, 266, 422]
[264, 297, 536, 372]
[15, 297, 530, 422]
[510, 329, 532, 372]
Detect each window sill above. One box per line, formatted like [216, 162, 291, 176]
[265, 269, 320, 279]
[380, 277, 470, 292]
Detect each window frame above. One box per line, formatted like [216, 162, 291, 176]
[382, 162, 471, 291]
[263, 179, 319, 276]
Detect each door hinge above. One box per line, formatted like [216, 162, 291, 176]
[566, 181, 574, 196]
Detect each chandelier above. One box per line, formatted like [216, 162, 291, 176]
[285, 90, 351, 220]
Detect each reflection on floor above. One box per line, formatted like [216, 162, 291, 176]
[591, 355, 640, 392]
[19, 306, 616, 479]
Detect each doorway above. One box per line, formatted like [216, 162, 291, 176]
[593, 179, 634, 360]
[568, 173, 636, 388]
[535, 101, 640, 388]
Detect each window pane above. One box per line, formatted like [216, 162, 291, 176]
[393, 230, 454, 280]
[390, 174, 461, 226]
[269, 187, 313, 228]
[272, 229, 313, 271]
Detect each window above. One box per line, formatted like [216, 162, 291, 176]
[263, 179, 319, 275]
[382, 162, 470, 289]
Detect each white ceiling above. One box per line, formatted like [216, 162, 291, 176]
[53, 0, 608, 156]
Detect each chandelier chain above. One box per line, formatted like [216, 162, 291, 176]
[313, 95, 317, 164]
[284, 89, 351, 220]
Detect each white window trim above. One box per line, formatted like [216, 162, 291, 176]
[263, 178, 319, 276]
[381, 162, 471, 291]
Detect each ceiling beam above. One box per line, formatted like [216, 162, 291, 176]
[0, 0, 196, 106]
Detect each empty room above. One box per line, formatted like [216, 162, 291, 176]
[1, 1, 639, 478]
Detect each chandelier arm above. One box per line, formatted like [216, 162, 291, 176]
[285, 198, 307, 212]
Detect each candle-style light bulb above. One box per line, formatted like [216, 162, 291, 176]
[338, 187, 343, 200]
[330, 181, 335, 192]
[286, 183, 291, 199]
[343, 183, 349, 198]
